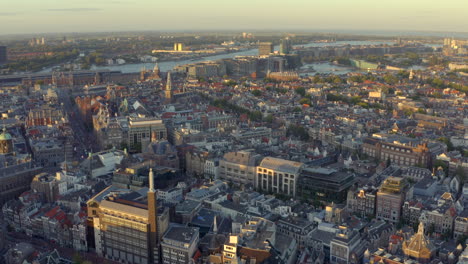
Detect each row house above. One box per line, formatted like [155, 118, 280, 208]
[347, 187, 377, 218]
[454, 209, 468, 239]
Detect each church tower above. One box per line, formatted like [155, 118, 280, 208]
[94, 71, 101, 85]
[153, 63, 160, 79]
[0, 127, 13, 154]
[148, 168, 159, 263]
[165, 71, 173, 101]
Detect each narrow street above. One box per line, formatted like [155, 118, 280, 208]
[57, 87, 98, 160]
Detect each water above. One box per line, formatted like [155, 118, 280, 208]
[300, 63, 354, 76]
[88, 40, 396, 73]
[39, 40, 438, 74]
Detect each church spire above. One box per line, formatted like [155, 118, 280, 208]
[165, 71, 173, 101]
[166, 71, 172, 91]
[213, 216, 218, 233]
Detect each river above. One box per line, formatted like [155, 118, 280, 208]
[39, 40, 439, 74]
[87, 41, 396, 73]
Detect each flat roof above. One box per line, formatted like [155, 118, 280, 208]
[259, 157, 303, 174]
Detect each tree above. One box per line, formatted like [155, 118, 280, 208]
[264, 114, 274, 123]
[433, 160, 448, 173]
[134, 142, 142, 153]
[248, 111, 263, 122]
[73, 253, 83, 264]
[350, 96, 361, 105]
[120, 141, 128, 151]
[251, 90, 262, 97]
[403, 109, 414, 117]
[312, 76, 323, 83]
[224, 80, 237, 87]
[437, 137, 454, 151]
[299, 98, 311, 105]
[295, 87, 306, 97]
[332, 76, 343, 84]
[286, 124, 309, 141]
[457, 234, 468, 245]
[383, 74, 398, 85]
[275, 88, 288, 94]
[397, 70, 410, 79]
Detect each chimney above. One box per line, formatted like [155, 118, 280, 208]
[149, 168, 155, 192]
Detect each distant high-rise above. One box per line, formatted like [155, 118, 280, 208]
[0, 46, 7, 63]
[258, 42, 274, 56]
[279, 37, 292, 55]
[173, 43, 184, 51]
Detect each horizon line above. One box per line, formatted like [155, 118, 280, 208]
[1, 28, 468, 38]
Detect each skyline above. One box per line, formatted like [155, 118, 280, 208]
[1, 0, 468, 35]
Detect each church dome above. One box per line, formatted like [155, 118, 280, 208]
[0, 128, 12, 141]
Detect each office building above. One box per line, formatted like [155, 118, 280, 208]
[218, 150, 262, 186]
[256, 157, 303, 197]
[30, 172, 64, 203]
[161, 226, 199, 264]
[279, 37, 292, 55]
[87, 169, 167, 264]
[0, 46, 6, 63]
[298, 167, 354, 203]
[376, 176, 409, 224]
[330, 226, 364, 264]
[258, 42, 273, 56]
[362, 135, 432, 167]
[173, 43, 184, 51]
[128, 117, 167, 150]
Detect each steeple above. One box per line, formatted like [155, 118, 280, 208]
[94, 71, 101, 85]
[165, 71, 173, 101]
[418, 222, 424, 234]
[213, 216, 218, 234]
[166, 71, 172, 91]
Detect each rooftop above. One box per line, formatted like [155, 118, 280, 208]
[259, 157, 303, 174]
[163, 226, 199, 244]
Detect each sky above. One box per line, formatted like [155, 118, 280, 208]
[1, 0, 468, 35]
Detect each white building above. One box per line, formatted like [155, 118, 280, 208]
[255, 157, 303, 197]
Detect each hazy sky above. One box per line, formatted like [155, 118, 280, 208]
[1, 0, 468, 35]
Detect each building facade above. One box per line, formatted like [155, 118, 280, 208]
[161, 226, 199, 264]
[363, 137, 431, 167]
[258, 42, 274, 56]
[376, 177, 409, 224]
[255, 157, 303, 197]
[87, 170, 165, 264]
[128, 118, 167, 150]
[218, 150, 261, 186]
